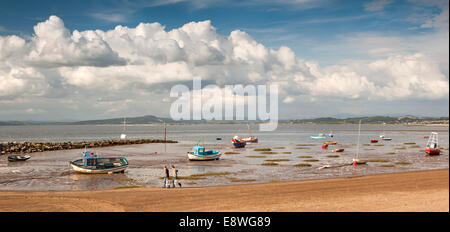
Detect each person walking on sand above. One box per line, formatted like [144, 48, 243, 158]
[163, 165, 170, 188]
[171, 165, 181, 188]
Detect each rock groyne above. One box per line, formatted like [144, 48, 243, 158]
[0, 139, 177, 155]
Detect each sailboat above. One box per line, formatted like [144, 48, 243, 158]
[379, 123, 392, 141]
[353, 120, 366, 166]
[120, 118, 127, 139]
[241, 124, 258, 143]
[425, 132, 440, 155]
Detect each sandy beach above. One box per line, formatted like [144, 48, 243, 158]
[0, 169, 447, 212]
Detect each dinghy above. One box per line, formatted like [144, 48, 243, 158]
[370, 139, 378, 143]
[187, 145, 222, 161]
[425, 132, 440, 156]
[8, 155, 31, 162]
[70, 151, 128, 174]
[334, 148, 344, 152]
[324, 141, 338, 145]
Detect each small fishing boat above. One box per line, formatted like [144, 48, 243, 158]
[231, 136, 246, 148]
[241, 136, 258, 143]
[334, 148, 344, 152]
[311, 133, 327, 140]
[425, 132, 440, 156]
[241, 124, 258, 143]
[8, 155, 31, 162]
[216, 138, 222, 140]
[382, 137, 392, 141]
[322, 144, 328, 149]
[70, 151, 128, 174]
[324, 141, 338, 145]
[187, 145, 222, 161]
[370, 139, 378, 143]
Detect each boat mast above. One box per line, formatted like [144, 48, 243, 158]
[356, 120, 361, 160]
[164, 121, 167, 142]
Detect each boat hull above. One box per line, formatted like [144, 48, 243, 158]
[241, 138, 258, 143]
[324, 141, 337, 145]
[311, 136, 327, 139]
[70, 157, 128, 174]
[70, 163, 127, 174]
[187, 152, 222, 161]
[8, 155, 31, 162]
[425, 147, 440, 156]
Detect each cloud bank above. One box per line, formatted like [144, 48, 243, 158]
[0, 15, 448, 119]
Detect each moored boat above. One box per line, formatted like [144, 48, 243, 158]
[311, 134, 327, 139]
[379, 123, 391, 141]
[70, 151, 128, 174]
[241, 124, 258, 143]
[8, 155, 31, 162]
[241, 136, 258, 143]
[187, 145, 222, 161]
[425, 132, 440, 156]
[324, 141, 338, 145]
[334, 148, 344, 152]
[231, 136, 246, 148]
[353, 120, 366, 166]
[370, 139, 378, 143]
[322, 144, 328, 149]
[328, 131, 334, 138]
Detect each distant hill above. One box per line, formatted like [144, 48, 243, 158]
[71, 115, 174, 125]
[0, 115, 448, 126]
[287, 116, 449, 124]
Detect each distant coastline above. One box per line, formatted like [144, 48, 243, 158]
[0, 115, 448, 126]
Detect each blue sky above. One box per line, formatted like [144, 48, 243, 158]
[0, 0, 443, 64]
[0, 0, 448, 120]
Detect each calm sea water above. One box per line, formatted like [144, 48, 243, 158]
[0, 124, 448, 190]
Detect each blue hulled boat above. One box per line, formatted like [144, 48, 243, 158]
[231, 136, 246, 148]
[187, 145, 222, 161]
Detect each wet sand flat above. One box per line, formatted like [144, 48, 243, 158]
[0, 169, 447, 212]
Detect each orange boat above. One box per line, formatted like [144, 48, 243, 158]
[324, 141, 338, 145]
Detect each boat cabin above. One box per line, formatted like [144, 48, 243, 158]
[191, 146, 218, 155]
[83, 151, 99, 168]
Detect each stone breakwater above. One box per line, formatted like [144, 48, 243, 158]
[0, 139, 178, 155]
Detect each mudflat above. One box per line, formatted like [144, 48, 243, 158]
[0, 169, 448, 212]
